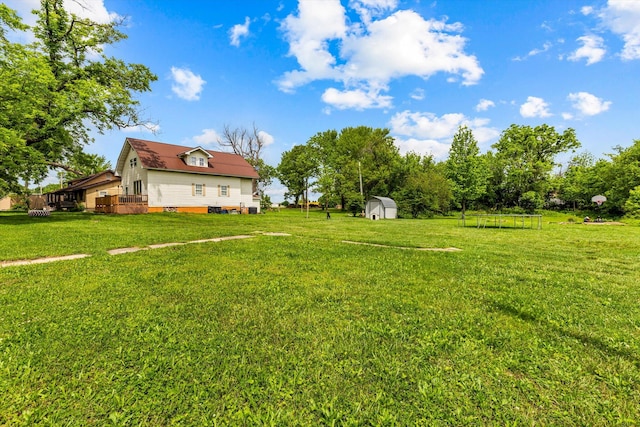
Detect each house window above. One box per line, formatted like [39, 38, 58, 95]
[219, 185, 229, 197]
[199, 157, 206, 167]
[130, 158, 137, 168]
[99, 191, 108, 197]
[133, 180, 142, 195]
[189, 156, 197, 166]
[195, 184, 203, 196]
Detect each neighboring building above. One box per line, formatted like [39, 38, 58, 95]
[111, 138, 260, 214]
[0, 196, 13, 211]
[365, 196, 397, 220]
[45, 170, 121, 211]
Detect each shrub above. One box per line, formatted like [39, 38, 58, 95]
[519, 191, 543, 213]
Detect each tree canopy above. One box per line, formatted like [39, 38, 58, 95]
[488, 124, 580, 208]
[445, 125, 488, 215]
[0, 0, 156, 193]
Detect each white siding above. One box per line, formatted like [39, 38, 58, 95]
[240, 179, 255, 196]
[147, 170, 259, 210]
[120, 147, 147, 195]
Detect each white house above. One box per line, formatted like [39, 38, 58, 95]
[113, 138, 260, 214]
[365, 196, 397, 220]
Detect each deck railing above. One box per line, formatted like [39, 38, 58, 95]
[95, 195, 148, 214]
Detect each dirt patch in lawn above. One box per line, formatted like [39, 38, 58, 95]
[342, 240, 461, 252]
[583, 221, 625, 226]
[1, 254, 91, 268]
[108, 235, 254, 256]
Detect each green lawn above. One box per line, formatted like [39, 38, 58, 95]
[1, 210, 639, 425]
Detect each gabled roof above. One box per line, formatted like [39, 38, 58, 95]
[116, 138, 259, 179]
[48, 170, 120, 195]
[178, 146, 213, 158]
[369, 196, 397, 209]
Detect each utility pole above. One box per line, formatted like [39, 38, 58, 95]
[358, 161, 364, 216]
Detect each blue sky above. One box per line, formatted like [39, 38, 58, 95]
[6, 0, 640, 200]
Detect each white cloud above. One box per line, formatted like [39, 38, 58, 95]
[170, 67, 206, 101]
[393, 137, 451, 158]
[567, 91, 611, 116]
[389, 110, 499, 158]
[390, 111, 466, 139]
[229, 17, 251, 47]
[599, 0, 640, 60]
[122, 123, 160, 134]
[258, 130, 275, 147]
[475, 99, 495, 111]
[192, 129, 274, 148]
[321, 87, 392, 110]
[4, 0, 118, 26]
[568, 35, 606, 65]
[64, 0, 119, 23]
[193, 129, 221, 146]
[514, 42, 552, 61]
[562, 112, 574, 120]
[349, 0, 398, 23]
[340, 11, 483, 84]
[4, 0, 119, 46]
[581, 6, 594, 16]
[520, 96, 552, 118]
[410, 88, 425, 100]
[277, 0, 347, 92]
[277, 2, 483, 109]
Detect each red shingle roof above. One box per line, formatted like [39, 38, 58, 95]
[124, 138, 259, 179]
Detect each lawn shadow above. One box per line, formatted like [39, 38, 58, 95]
[488, 300, 640, 367]
[0, 212, 98, 225]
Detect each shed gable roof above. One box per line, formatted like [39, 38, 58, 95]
[116, 138, 259, 179]
[369, 196, 397, 209]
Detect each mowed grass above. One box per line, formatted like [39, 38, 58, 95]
[1, 210, 639, 425]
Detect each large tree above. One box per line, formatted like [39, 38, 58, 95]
[0, 0, 156, 193]
[559, 151, 599, 210]
[309, 126, 400, 210]
[491, 124, 580, 208]
[391, 153, 452, 218]
[445, 125, 488, 216]
[601, 140, 640, 214]
[277, 144, 317, 206]
[217, 123, 275, 200]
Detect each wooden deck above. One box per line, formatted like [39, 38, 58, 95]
[95, 195, 148, 214]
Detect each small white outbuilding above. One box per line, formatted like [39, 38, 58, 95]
[365, 196, 397, 220]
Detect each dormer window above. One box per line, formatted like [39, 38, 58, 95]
[178, 146, 212, 168]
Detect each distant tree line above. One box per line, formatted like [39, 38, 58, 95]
[276, 124, 640, 218]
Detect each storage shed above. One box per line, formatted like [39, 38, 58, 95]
[365, 196, 397, 220]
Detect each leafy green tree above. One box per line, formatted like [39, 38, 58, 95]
[624, 186, 640, 217]
[601, 140, 640, 214]
[347, 191, 364, 217]
[0, 0, 156, 193]
[519, 191, 543, 213]
[260, 194, 272, 212]
[491, 124, 580, 208]
[445, 125, 489, 216]
[277, 144, 317, 206]
[314, 166, 339, 210]
[309, 127, 399, 211]
[559, 152, 599, 210]
[391, 153, 452, 218]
